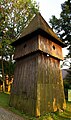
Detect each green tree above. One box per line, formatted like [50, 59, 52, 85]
[0, 0, 39, 91]
[63, 62, 71, 99]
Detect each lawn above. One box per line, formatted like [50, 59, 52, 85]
[0, 92, 9, 108]
[0, 92, 71, 120]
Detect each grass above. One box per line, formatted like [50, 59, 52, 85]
[0, 92, 9, 107]
[0, 92, 71, 120]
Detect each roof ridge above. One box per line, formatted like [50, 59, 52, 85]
[13, 12, 65, 47]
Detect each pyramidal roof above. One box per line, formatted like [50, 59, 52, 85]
[12, 13, 65, 47]
[20, 13, 60, 41]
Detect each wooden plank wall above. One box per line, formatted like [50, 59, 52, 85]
[10, 53, 38, 116]
[14, 36, 38, 59]
[10, 34, 66, 116]
[36, 53, 66, 116]
[38, 35, 63, 60]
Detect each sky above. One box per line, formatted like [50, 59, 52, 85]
[35, 0, 65, 22]
[35, 0, 68, 59]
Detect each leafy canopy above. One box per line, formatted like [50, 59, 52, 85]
[0, 0, 39, 77]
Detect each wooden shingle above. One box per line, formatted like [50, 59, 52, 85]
[12, 13, 65, 47]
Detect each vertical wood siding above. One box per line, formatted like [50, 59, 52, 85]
[36, 53, 66, 115]
[14, 36, 38, 59]
[10, 53, 38, 115]
[10, 34, 66, 117]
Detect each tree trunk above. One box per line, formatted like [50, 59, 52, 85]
[2, 55, 5, 92]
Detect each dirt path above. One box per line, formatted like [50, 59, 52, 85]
[0, 107, 24, 120]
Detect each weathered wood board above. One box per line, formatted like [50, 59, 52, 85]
[10, 13, 66, 117]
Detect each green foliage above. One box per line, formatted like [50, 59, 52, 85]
[64, 65, 71, 89]
[0, 60, 15, 77]
[0, 0, 39, 80]
[49, 0, 71, 59]
[0, 92, 9, 107]
[0, 0, 39, 39]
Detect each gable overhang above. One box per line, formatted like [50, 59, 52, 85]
[11, 28, 66, 48]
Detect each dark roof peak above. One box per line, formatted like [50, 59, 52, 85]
[20, 12, 60, 40]
[13, 12, 66, 47]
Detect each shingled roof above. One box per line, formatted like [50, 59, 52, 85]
[12, 13, 65, 47]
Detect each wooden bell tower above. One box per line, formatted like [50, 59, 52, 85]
[10, 13, 66, 117]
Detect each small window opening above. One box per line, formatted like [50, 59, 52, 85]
[53, 45, 55, 50]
